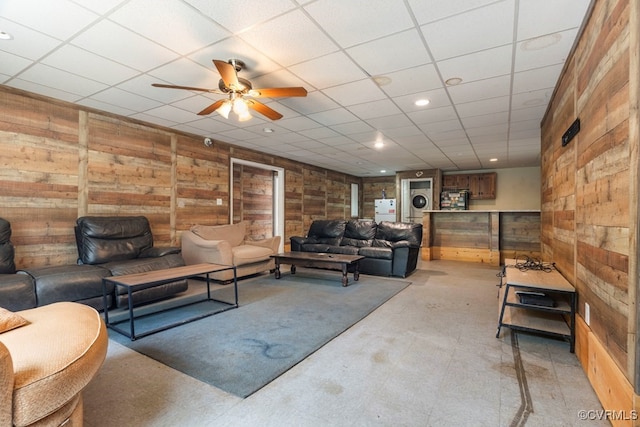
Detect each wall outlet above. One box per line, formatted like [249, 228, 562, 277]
[584, 302, 590, 325]
[216, 198, 223, 206]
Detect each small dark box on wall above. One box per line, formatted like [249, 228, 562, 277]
[562, 118, 580, 147]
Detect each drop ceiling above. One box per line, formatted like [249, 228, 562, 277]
[0, 0, 592, 176]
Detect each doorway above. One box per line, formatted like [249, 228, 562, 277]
[230, 158, 285, 251]
[400, 178, 433, 223]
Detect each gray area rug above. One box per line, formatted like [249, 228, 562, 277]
[109, 270, 410, 397]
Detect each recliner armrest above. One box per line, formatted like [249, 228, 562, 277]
[244, 236, 281, 253]
[139, 246, 182, 258]
[289, 236, 307, 251]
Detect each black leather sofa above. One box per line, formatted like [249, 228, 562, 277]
[0, 216, 187, 311]
[290, 219, 423, 278]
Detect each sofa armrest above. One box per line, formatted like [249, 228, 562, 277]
[140, 246, 181, 258]
[0, 341, 13, 426]
[290, 236, 307, 251]
[390, 240, 413, 249]
[244, 236, 281, 253]
[181, 231, 233, 266]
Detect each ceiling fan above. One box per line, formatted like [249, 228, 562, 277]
[152, 59, 307, 121]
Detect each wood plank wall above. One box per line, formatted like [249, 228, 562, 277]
[0, 86, 360, 268]
[541, 0, 638, 418]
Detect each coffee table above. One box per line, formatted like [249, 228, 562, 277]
[102, 263, 238, 340]
[270, 252, 364, 286]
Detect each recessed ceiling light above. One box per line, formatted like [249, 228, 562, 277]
[414, 99, 430, 107]
[263, 127, 274, 133]
[445, 77, 463, 86]
[374, 141, 384, 149]
[0, 31, 12, 40]
[380, 169, 386, 173]
[490, 158, 498, 162]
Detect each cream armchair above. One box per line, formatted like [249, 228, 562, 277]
[181, 221, 281, 282]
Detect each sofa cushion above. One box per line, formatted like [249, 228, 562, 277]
[0, 274, 36, 311]
[0, 307, 28, 333]
[359, 246, 393, 260]
[301, 243, 332, 253]
[0, 218, 16, 274]
[232, 245, 273, 265]
[375, 221, 423, 246]
[0, 302, 107, 427]
[341, 220, 376, 247]
[327, 245, 360, 255]
[305, 220, 346, 246]
[190, 222, 246, 248]
[75, 216, 154, 264]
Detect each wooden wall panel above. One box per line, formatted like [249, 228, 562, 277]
[541, 0, 635, 403]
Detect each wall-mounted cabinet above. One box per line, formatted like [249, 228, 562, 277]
[442, 172, 496, 200]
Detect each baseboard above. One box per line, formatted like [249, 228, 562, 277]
[576, 315, 638, 426]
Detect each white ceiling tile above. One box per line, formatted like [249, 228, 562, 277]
[17, 63, 107, 96]
[0, 50, 31, 76]
[407, 0, 498, 25]
[394, 88, 451, 112]
[421, 1, 514, 60]
[279, 90, 340, 115]
[407, 106, 458, 125]
[513, 64, 564, 94]
[239, 10, 338, 66]
[330, 121, 374, 136]
[366, 114, 414, 131]
[307, 108, 360, 126]
[347, 99, 403, 120]
[6, 78, 82, 103]
[462, 112, 509, 129]
[304, 0, 414, 48]
[437, 45, 512, 84]
[447, 75, 511, 104]
[346, 29, 432, 76]
[517, 0, 591, 41]
[0, 18, 62, 60]
[289, 52, 368, 90]
[88, 87, 162, 111]
[322, 79, 387, 107]
[380, 64, 442, 97]
[109, 0, 229, 55]
[71, 19, 180, 71]
[148, 58, 216, 88]
[184, 0, 297, 34]
[456, 96, 510, 118]
[77, 98, 138, 117]
[42, 45, 139, 85]
[1, 0, 98, 40]
[511, 88, 552, 110]
[515, 28, 578, 72]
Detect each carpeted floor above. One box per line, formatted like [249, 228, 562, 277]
[109, 270, 409, 397]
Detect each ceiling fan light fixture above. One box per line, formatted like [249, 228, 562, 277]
[238, 111, 252, 122]
[217, 100, 232, 119]
[233, 98, 249, 115]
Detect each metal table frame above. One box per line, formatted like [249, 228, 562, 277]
[102, 263, 238, 340]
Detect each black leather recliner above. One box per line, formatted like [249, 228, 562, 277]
[0, 218, 37, 310]
[74, 216, 188, 308]
[290, 219, 423, 278]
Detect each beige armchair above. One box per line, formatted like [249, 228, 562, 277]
[0, 302, 107, 427]
[181, 221, 281, 282]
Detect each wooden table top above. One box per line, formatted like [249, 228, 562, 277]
[271, 251, 364, 263]
[103, 263, 234, 287]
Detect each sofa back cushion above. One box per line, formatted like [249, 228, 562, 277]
[306, 220, 346, 246]
[190, 221, 246, 248]
[341, 220, 376, 247]
[0, 218, 16, 274]
[75, 216, 154, 265]
[374, 221, 423, 247]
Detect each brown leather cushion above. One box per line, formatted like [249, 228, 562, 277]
[0, 302, 107, 426]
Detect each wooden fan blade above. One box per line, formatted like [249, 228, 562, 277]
[197, 99, 226, 116]
[152, 83, 215, 93]
[213, 60, 240, 90]
[251, 87, 308, 98]
[245, 100, 283, 120]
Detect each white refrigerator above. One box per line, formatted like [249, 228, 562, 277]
[374, 199, 397, 222]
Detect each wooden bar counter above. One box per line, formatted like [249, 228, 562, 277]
[421, 210, 541, 266]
